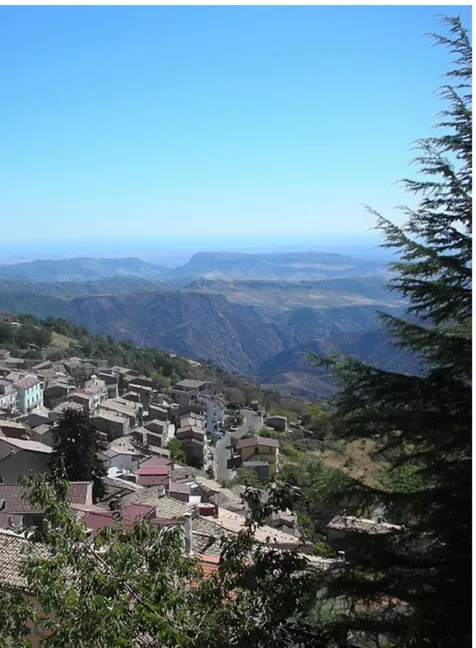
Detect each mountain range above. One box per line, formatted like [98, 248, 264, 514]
[0, 251, 389, 284]
[0, 252, 416, 400]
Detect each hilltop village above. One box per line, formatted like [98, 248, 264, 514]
[0, 315, 409, 646]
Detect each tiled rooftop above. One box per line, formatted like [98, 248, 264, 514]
[326, 515, 405, 535]
[237, 436, 280, 449]
[122, 489, 194, 519]
[0, 436, 52, 455]
[215, 508, 301, 547]
[0, 529, 50, 592]
[0, 482, 92, 517]
[13, 375, 41, 390]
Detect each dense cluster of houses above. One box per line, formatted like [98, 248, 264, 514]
[0, 347, 408, 646]
[0, 348, 230, 482]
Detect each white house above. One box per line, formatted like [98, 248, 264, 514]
[12, 375, 44, 415]
[198, 394, 226, 435]
[98, 447, 140, 473]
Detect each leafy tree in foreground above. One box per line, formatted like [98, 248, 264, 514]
[313, 16, 471, 648]
[49, 409, 107, 501]
[1, 474, 330, 648]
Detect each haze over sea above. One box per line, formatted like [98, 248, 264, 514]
[1, 5, 470, 262]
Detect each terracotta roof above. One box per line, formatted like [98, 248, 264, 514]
[121, 504, 156, 530]
[139, 456, 173, 469]
[84, 503, 156, 536]
[326, 516, 405, 535]
[137, 474, 170, 487]
[237, 436, 279, 449]
[138, 463, 170, 475]
[13, 376, 41, 390]
[194, 554, 220, 578]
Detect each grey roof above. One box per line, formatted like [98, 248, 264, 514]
[192, 532, 223, 558]
[32, 424, 52, 437]
[0, 529, 50, 592]
[243, 461, 270, 467]
[18, 413, 53, 428]
[0, 437, 52, 456]
[53, 401, 84, 413]
[193, 515, 234, 538]
[93, 411, 127, 424]
[174, 379, 209, 389]
[326, 516, 405, 535]
[121, 489, 193, 519]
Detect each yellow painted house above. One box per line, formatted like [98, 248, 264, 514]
[237, 436, 280, 477]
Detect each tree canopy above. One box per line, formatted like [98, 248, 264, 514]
[313, 15, 472, 648]
[49, 410, 107, 501]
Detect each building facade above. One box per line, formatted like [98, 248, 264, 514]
[13, 376, 44, 415]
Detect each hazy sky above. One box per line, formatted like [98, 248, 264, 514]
[0, 5, 471, 245]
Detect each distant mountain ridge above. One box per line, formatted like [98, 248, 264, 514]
[167, 251, 389, 282]
[0, 257, 168, 283]
[0, 251, 391, 284]
[0, 252, 418, 397]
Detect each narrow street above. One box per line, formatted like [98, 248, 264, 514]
[214, 409, 262, 484]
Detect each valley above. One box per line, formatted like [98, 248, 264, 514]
[0, 251, 415, 400]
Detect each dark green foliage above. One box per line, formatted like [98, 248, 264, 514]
[0, 316, 52, 350]
[313, 17, 471, 648]
[4, 473, 330, 647]
[166, 437, 186, 463]
[282, 456, 354, 539]
[231, 466, 266, 488]
[49, 410, 107, 501]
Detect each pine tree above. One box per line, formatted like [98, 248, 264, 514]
[315, 16, 471, 648]
[50, 409, 107, 501]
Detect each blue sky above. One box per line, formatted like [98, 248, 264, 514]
[0, 5, 471, 250]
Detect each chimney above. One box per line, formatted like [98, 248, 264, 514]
[184, 516, 193, 554]
[214, 493, 219, 518]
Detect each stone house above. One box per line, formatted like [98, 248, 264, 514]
[0, 482, 93, 531]
[0, 437, 52, 483]
[236, 436, 280, 476]
[92, 411, 130, 441]
[0, 379, 18, 413]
